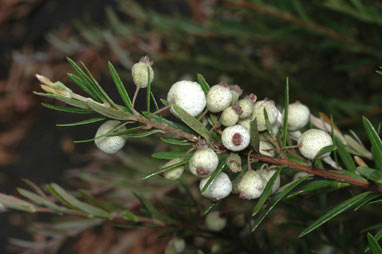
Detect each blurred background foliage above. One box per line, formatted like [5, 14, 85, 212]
[0, 0, 381, 253]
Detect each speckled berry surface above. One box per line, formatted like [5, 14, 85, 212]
[162, 158, 185, 180]
[298, 129, 333, 160]
[252, 99, 278, 131]
[284, 101, 310, 131]
[221, 125, 250, 151]
[220, 106, 240, 127]
[95, 120, 127, 154]
[258, 169, 280, 194]
[189, 148, 219, 176]
[167, 80, 206, 117]
[131, 62, 154, 88]
[206, 84, 232, 113]
[205, 211, 227, 232]
[237, 170, 266, 200]
[238, 98, 254, 119]
[199, 172, 232, 200]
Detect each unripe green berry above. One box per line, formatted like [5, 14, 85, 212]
[237, 170, 266, 200]
[131, 56, 154, 88]
[258, 168, 280, 194]
[227, 152, 242, 173]
[189, 148, 219, 176]
[220, 105, 242, 127]
[162, 158, 185, 180]
[205, 211, 227, 231]
[252, 99, 279, 131]
[199, 172, 232, 201]
[298, 129, 333, 160]
[238, 118, 251, 131]
[259, 141, 275, 157]
[94, 120, 127, 154]
[221, 125, 250, 152]
[230, 84, 243, 105]
[238, 94, 256, 119]
[206, 82, 232, 113]
[167, 80, 206, 117]
[284, 101, 310, 131]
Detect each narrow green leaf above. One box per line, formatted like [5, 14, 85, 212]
[150, 91, 162, 122]
[250, 118, 260, 152]
[201, 202, 218, 217]
[146, 66, 152, 118]
[363, 117, 382, 170]
[197, 74, 210, 95]
[124, 130, 161, 138]
[134, 193, 175, 223]
[57, 117, 105, 127]
[251, 175, 309, 232]
[263, 108, 274, 136]
[160, 137, 193, 146]
[122, 210, 140, 222]
[283, 77, 289, 147]
[313, 145, 337, 162]
[171, 104, 211, 141]
[49, 183, 110, 218]
[287, 180, 349, 198]
[17, 188, 67, 212]
[367, 233, 382, 253]
[143, 112, 195, 135]
[67, 73, 96, 98]
[81, 62, 119, 108]
[0, 194, 36, 212]
[87, 99, 132, 120]
[160, 98, 168, 106]
[357, 167, 382, 184]
[74, 123, 135, 143]
[35, 92, 90, 109]
[41, 103, 94, 114]
[298, 191, 370, 238]
[66, 57, 104, 102]
[335, 136, 356, 171]
[330, 115, 339, 168]
[201, 158, 227, 194]
[353, 193, 382, 211]
[252, 168, 283, 216]
[286, 153, 310, 166]
[108, 61, 133, 112]
[152, 150, 193, 160]
[143, 158, 190, 180]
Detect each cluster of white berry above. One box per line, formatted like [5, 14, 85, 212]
[93, 57, 334, 202]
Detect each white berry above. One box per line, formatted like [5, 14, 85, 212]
[238, 94, 256, 119]
[258, 168, 280, 194]
[205, 211, 227, 232]
[94, 120, 127, 154]
[162, 158, 185, 180]
[131, 56, 154, 88]
[221, 125, 250, 152]
[220, 105, 242, 127]
[293, 171, 310, 181]
[199, 172, 232, 201]
[298, 129, 333, 160]
[252, 99, 279, 131]
[237, 170, 266, 200]
[166, 237, 185, 254]
[206, 83, 232, 113]
[259, 141, 275, 157]
[284, 101, 310, 131]
[189, 148, 219, 176]
[167, 80, 206, 117]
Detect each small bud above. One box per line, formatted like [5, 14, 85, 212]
[230, 84, 243, 105]
[205, 211, 227, 232]
[298, 129, 333, 160]
[162, 158, 185, 180]
[131, 56, 154, 88]
[238, 94, 256, 119]
[167, 80, 206, 117]
[199, 172, 232, 201]
[227, 153, 242, 173]
[94, 120, 127, 154]
[206, 83, 233, 113]
[252, 99, 279, 131]
[189, 148, 219, 176]
[220, 105, 242, 127]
